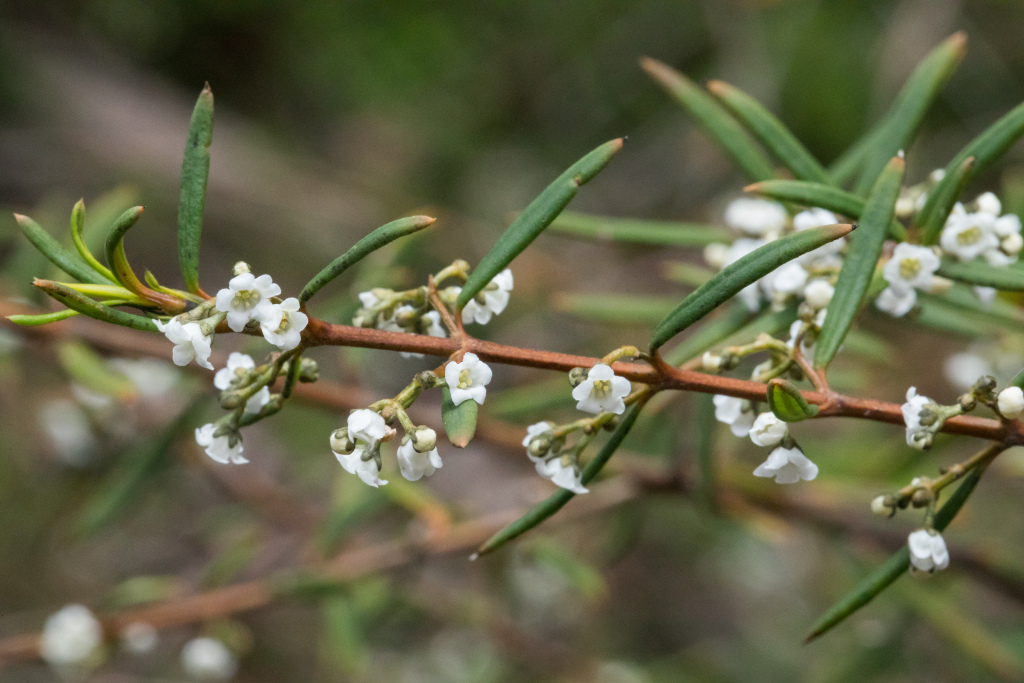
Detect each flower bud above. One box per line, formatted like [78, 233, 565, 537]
[330, 428, 355, 454]
[299, 358, 320, 382]
[528, 435, 552, 459]
[997, 386, 1024, 420]
[232, 261, 251, 276]
[568, 367, 588, 387]
[1004, 232, 1024, 256]
[412, 426, 437, 453]
[926, 276, 953, 295]
[803, 279, 834, 309]
[701, 352, 723, 373]
[871, 495, 895, 517]
[703, 243, 729, 269]
[911, 487, 932, 507]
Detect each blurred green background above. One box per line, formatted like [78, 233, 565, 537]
[4, 1, 1024, 681]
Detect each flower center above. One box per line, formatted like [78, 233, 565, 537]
[898, 258, 921, 280]
[957, 226, 982, 246]
[591, 379, 611, 398]
[276, 314, 291, 333]
[457, 369, 473, 389]
[232, 289, 261, 310]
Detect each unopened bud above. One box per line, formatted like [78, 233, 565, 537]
[703, 242, 729, 269]
[871, 495, 895, 517]
[1003, 232, 1023, 256]
[299, 358, 319, 382]
[412, 426, 437, 453]
[997, 386, 1024, 420]
[701, 351, 723, 373]
[528, 435, 552, 459]
[233, 261, 251, 276]
[330, 428, 355, 454]
[568, 367, 588, 387]
[911, 487, 932, 507]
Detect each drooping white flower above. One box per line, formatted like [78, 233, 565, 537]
[908, 529, 949, 573]
[712, 395, 756, 437]
[724, 198, 788, 236]
[334, 449, 388, 487]
[120, 622, 158, 655]
[883, 243, 940, 292]
[155, 319, 214, 370]
[803, 279, 834, 309]
[901, 387, 932, 450]
[749, 412, 788, 447]
[213, 352, 269, 414]
[181, 637, 238, 681]
[257, 298, 309, 351]
[534, 456, 588, 494]
[461, 269, 514, 325]
[215, 273, 281, 332]
[523, 421, 554, 453]
[445, 353, 492, 406]
[333, 409, 390, 487]
[753, 446, 818, 484]
[875, 286, 917, 317]
[997, 386, 1024, 419]
[941, 209, 1000, 262]
[194, 423, 248, 465]
[943, 352, 993, 391]
[40, 604, 103, 668]
[397, 439, 442, 481]
[572, 364, 631, 414]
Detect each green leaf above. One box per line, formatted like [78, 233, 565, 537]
[853, 32, 967, 194]
[104, 206, 147, 293]
[320, 595, 367, 676]
[299, 215, 436, 302]
[474, 400, 646, 558]
[457, 139, 623, 309]
[745, 179, 906, 240]
[6, 309, 80, 326]
[814, 156, 904, 368]
[33, 279, 158, 332]
[70, 200, 116, 282]
[936, 258, 1024, 291]
[917, 156, 975, 244]
[178, 84, 214, 295]
[641, 57, 775, 181]
[661, 303, 759, 365]
[708, 80, 831, 184]
[553, 293, 678, 326]
[441, 386, 478, 448]
[549, 211, 730, 247]
[14, 213, 108, 285]
[661, 261, 717, 288]
[693, 393, 718, 511]
[766, 378, 820, 422]
[650, 223, 853, 351]
[56, 341, 137, 401]
[805, 464, 985, 643]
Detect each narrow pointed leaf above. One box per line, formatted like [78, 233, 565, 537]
[661, 261, 717, 287]
[7, 309, 80, 326]
[441, 387, 477, 448]
[34, 280, 158, 332]
[708, 80, 831, 184]
[650, 223, 853, 351]
[300, 216, 436, 302]
[918, 157, 975, 244]
[854, 32, 966, 194]
[936, 258, 1024, 291]
[693, 393, 718, 511]
[458, 139, 623, 308]
[475, 401, 646, 557]
[641, 58, 775, 181]
[746, 180, 906, 240]
[553, 293, 678, 325]
[70, 200, 115, 282]
[178, 84, 214, 294]
[549, 211, 729, 247]
[664, 304, 797, 366]
[815, 157, 904, 368]
[14, 214, 108, 285]
[805, 464, 985, 642]
[766, 378, 819, 422]
[104, 206, 146, 292]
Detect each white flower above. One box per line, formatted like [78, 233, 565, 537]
[358, 290, 384, 308]
[997, 386, 1024, 419]
[333, 409, 390, 487]
[213, 352, 269, 414]
[943, 352, 993, 391]
[397, 439, 442, 481]
[523, 421, 554, 453]
[901, 387, 932, 450]
[195, 423, 248, 465]
[534, 456, 588, 494]
[257, 297, 309, 351]
[40, 604, 102, 668]
[39, 399, 97, 467]
[753, 446, 818, 484]
[120, 622, 157, 654]
[975, 286, 997, 307]
[461, 269, 514, 325]
[422, 310, 447, 338]
[1002, 231, 1023, 256]
[335, 448, 388, 487]
[215, 272, 281, 332]
[712, 395, 756, 437]
[703, 242, 730, 269]
[994, 213, 1022, 238]
[749, 412, 788, 447]
[724, 198, 788, 236]
[155, 319, 214, 370]
[976, 191, 1001, 215]
[572, 364, 631, 414]
[941, 210, 1000, 262]
[762, 261, 808, 298]
[803, 279, 834, 309]
[883, 243, 940, 292]
[908, 529, 949, 573]
[181, 637, 238, 681]
[875, 286, 917, 317]
[794, 208, 846, 264]
[445, 353, 492, 406]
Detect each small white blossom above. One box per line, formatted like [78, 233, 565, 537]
[257, 297, 309, 351]
[461, 269, 514, 325]
[749, 412, 788, 447]
[334, 449, 388, 487]
[997, 386, 1024, 419]
[120, 622, 157, 654]
[397, 439, 442, 481]
[703, 242, 730, 269]
[753, 446, 818, 484]
[572, 364, 631, 414]
[901, 387, 932, 450]
[724, 198, 788, 236]
[155, 319, 214, 370]
[908, 529, 949, 573]
[215, 272, 280, 332]
[976, 191, 1001, 215]
[883, 243, 940, 292]
[1002, 231, 1023, 256]
[534, 456, 588, 494]
[762, 261, 808, 299]
[943, 352, 993, 391]
[213, 352, 269, 414]
[333, 409, 390, 487]
[39, 399, 97, 467]
[422, 310, 448, 338]
[40, 604, 103, 669]
[875, 286, 916, 317]
[803, 279, 834, 309]
[523, 421, 554, 452]
[181, 637, 238, 681]
[794, 207, 846, 265]
[941, 209, 1000, 262]
[712, 395, 756, 437]
[445, 353, 492, 406]
[195, 423, 248, 465]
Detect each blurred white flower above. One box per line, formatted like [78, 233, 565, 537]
[976, 191, 1001, 215]
[40, 604, 102, 669]
[762, 261, 808, 298]
[534, 455, 588, 494]
[215, 272, 280, 332]
[461, 269, 514, 325]
[794, 207, 845, 264]
[422, 310, 448, 338]
[941, 208, 1000, 262]
[883, 243, 940, 292]
[875, 285, 916, 317]
[908, 529, 949, 573]
[39, 399, 97, 467]
[572, 364, 631, 414]
[943, 352, 992, 391]
[181, 637, 238, 681]
[712, 395, 755, 437]
[445, 353, 492, 406]
[997, 386, 1024, 420]
[195, 424, 248, 465]
[155, 319, 213, 370]
[901, 387, 932, 450]
[749, 412, 787, 447]
[397, 439, 442, 481]
[803, 279, 834, 309]
[120, 622, 157, 654]
[109, 358, 180, 401]
[724, 198, 788, 236]
[753, 446, 818, 484]
[257, 297, 308, 351]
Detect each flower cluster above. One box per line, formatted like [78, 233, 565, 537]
[713, 399, 818, 484]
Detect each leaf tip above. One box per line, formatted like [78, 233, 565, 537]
[742, 181, 764, 193]
[705, 79, 728, 95]
[948, 30, 968, 53]
[12, 213, 28, 225]
[202, 81, 212, 94]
